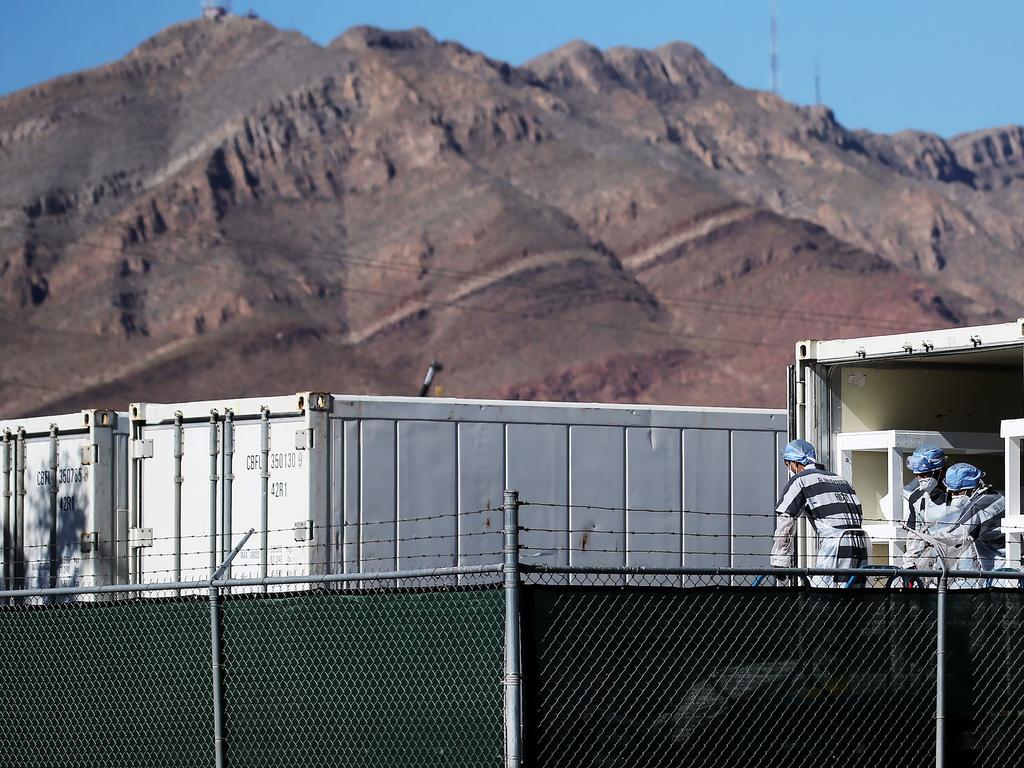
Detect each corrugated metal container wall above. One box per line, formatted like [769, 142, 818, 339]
[329, 397, 788, 583]
[0, 410, 128, 590]
[129, 394, 787, 585]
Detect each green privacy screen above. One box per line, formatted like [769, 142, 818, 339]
[220, 585, 505, 768]
[522, 585, 1024, 768]
[0, 596, 214, 768]
[0, 582, 1020, 768]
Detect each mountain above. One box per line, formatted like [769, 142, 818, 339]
[0, 17, 1019, 418]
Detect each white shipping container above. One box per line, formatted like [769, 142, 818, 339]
[0, 410, 128, 590]
[129, 393, 330, 587]
[129, 394, 788, 586]
[792, 318, 1024, 567]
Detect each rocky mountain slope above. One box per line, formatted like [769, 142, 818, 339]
[0, 17, 1019, 417]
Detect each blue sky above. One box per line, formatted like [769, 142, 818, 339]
[2, 1, 1021, 138]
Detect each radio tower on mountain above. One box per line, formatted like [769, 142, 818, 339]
[201, 0, 231, 21]
[770, 0, 779, 94]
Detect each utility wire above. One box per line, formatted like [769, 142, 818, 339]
[11, 229, 782, 352]
[0, 201, 925, 332]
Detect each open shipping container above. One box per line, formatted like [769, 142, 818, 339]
[791, 319, 1024, 566]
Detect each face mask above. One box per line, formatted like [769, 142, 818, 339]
[917, 477, 938, 494]
[949, 494, 970, 510]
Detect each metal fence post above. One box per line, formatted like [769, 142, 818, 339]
[209, 582, 226, 768]
[936, 573, 946, 768]
[209, 527, 255, 768]
[904, 523, 948, 768]
[503, 489, 522, 768]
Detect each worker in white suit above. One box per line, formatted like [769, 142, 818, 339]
[901, 445, 952, 570]
[934, 463, 1007, 573]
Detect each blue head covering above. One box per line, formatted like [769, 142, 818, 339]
[944, 462, 985, 491]
[906, 445, 945, 474]
[781, 439, 816, 466]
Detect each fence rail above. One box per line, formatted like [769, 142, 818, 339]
[0, 492, 1022, 766]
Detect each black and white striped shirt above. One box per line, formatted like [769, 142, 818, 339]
[953, 488, 1006, 567]
[772, 464, 868, 569]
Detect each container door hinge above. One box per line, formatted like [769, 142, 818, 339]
[80, 445, 95, 465]
[129, 528, 154, 548]
[293, 520, 314, 542]
[131, 439, 154, 460]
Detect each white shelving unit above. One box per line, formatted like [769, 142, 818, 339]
[835, 430, 1003, 561]
[1001, 419, 1024, 568]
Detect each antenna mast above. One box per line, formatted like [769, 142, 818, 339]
[770, 0, 779, 94]
[814, 56, 821, 106]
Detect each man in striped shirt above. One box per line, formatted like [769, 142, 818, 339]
[770, 439, 868, 584]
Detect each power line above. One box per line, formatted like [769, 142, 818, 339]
[13, 228, 782, 351]
[0, 198, 945, 401]
[0, 201, 929, 332]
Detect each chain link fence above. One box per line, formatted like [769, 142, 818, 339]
[220, 578, 504, 767]
[521, 570, 938, 768]
[0, 595, 213, 768]
[0, 568, 505, 768]
[519, 568, 1024, 768]
[946, 589, 1024, 767]
[0, 493, 1022, 768]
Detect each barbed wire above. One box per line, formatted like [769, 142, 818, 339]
[521, 498, 785, 520]
[2, 507, 504, 552]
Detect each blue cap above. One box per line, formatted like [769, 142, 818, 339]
[907, 445, 945, 474]
[944, 462, 985, 491]
[781, 439, 816, 465]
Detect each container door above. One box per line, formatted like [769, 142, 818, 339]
[229, 415, 310, 581]
[23, 432, 92, 589]
[786, 364, 797, 441]
[138, 422, 212, 585]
